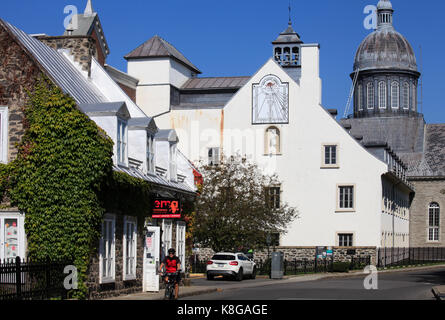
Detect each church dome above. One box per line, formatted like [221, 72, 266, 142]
[353, 0, 417, 73]
[353, 28, 417, 72]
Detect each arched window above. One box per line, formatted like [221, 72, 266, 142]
[428, 203, 440, 241]
[378, 81, 387, 109]
[391, 81, 399, 109]
[402, 82, 409, 110]
[265, 127, 281, 155]
[367, 82, 374, 110]
[274, 47, 282, 62]
[412, 83, 417, 111]
[357, 84, 363, 111]
[283, 47, 290, 63]
[292, 47, 299, 64]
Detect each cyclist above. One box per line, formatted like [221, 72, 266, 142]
[159, 248, 181, 299]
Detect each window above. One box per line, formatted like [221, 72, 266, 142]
[274, 47, 282, 61]
[412, 83, 417, 111]
[0, 107, 8, 163]
[267, 187, 281, 209]
[403, 82, 410, 110]
[428, 203, 440, 242]
[147, 135, 155, 173]
[162, 220, 172, 259]
[357, 84, 363, 111]
[323, 145, 338, 167]
[378, 81, 387, 109]
[99, 214, 115, 283]
[169, 144, 177, 182]
[208, 147, 220, 166]
[367, 83, 374, 110]
[391, 81, 399, 109]
[265, 127, 281, 155]
[176, 221, 186, 269]
[117, 119, 127, 165]
[338, 185, 355, 211]
[123, 216, 137, 280]
[338, 233, 354, 247]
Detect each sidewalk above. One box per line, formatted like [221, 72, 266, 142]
[105, 264, 445, 300]
[432, 286, 445, 301]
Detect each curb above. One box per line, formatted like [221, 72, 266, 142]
[175, 288, 218, 300]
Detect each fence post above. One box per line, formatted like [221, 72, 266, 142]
[314, 257, 317, 273]
[350, 256, 354, 270]
[303, 259, 307, 274]
[294, 258, 296, 275]
[15, 256, 22, 300]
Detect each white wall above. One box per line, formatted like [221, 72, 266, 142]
[90, 115, 118, 165]
[128, 129, 148, 171]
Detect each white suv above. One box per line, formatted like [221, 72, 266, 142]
[206, 252, 257, 281]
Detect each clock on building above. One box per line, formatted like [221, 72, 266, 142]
[252, 75, 289, 124]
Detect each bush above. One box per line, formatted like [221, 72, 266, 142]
[332, 262, 350, 273]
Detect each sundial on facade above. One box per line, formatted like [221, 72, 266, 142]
[252, 75, 289, 124]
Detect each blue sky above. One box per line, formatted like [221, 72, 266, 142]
[2, 0, 445, 123]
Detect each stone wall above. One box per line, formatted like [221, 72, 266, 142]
[0, 23, 41, 166]
[37, 35, 97, 76]
[192, 246, 377, 266]
[409, 179, 445, 247]
[86, 215, 145, 300]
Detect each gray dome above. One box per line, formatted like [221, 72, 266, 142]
[353, 28, 418, 73]
[377, 0, 393, 10]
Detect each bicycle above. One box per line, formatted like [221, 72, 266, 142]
[161, 272, 178, 300]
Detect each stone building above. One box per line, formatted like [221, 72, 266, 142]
[0, 1, 197, 299]
[341, 0, 445, 248]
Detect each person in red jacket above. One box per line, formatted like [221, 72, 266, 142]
[159, 248, 181, 299]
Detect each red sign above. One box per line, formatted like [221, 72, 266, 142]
[152, 199, 181, 218]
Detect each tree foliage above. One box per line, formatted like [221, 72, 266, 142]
[193, 155, 298, 252]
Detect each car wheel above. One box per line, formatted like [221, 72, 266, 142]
[236, 268, 243, 281]
[207, 273, 214, 281]
[251, 267, 257, 280]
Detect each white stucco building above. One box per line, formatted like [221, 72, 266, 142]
[125, 18, 412, 249]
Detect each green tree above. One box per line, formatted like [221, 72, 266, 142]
[193, 155, 298, 252]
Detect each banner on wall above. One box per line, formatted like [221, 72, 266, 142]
[151, 199, 181, 218]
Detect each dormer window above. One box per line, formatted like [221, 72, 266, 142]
[147, 134, 155, 174]
[117, 119, 127, 166]
[169, 143, 177, 182]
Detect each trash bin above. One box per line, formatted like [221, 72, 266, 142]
[271, 252, 284, 279]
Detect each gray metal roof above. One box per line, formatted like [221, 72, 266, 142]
[128, 117, 157, 134]
[79, 102, 129, 118]
[423, 124, 445, 176]
[124, 35, 201, 74]
[113, 165, 195, 195]
[181, 76, 250, 90]
[1, 19, 107, 105]
[272, 21, 303, 45]
[155, 129, 178, 142]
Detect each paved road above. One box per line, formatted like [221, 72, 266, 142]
[184, 268, 445, 300]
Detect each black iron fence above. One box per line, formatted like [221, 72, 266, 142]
[377, 247, 445, 268]
[0, 257, 72, 300]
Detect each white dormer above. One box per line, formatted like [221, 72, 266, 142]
[79, 102, 130, 167]
[127, 117, 158, 174]
[154, 129, 179, 182]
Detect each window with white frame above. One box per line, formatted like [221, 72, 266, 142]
[147, 135, 155, 174]
[176, 221, 186, 270]
[338, 185, 355, 210]
[357, 84, 363, 111]
[0, 107, 8, 163]
[265, 127, 281, 155]
[208, 147, 220, 166]
[267, 186, 281, 209]
[169, 143, 177, 182]
[117, 119, 127, 165]
[367, 83, 374, 110]
[100, 214, 115, 283]
[162, 220, 172, 259]
[323, 145, 338, 166]
[378, 81, 387, 109]
[123, 216, 137, 280]
[403, 82, 410, 110]
[391, 81, 399, 109]
[428, 203, 440, 242]
[338, 233, 354, 247]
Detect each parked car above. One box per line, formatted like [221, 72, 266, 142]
[206, 252, 256, 281]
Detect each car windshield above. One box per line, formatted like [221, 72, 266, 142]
[212, 254, 235, 261]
